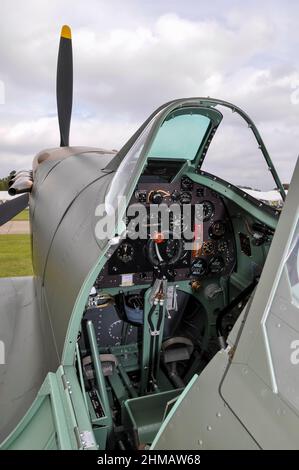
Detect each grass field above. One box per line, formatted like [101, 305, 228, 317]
[12, 209, 29, 221]
[0, 234, 33, 277]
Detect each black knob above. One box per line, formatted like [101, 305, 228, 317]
[171, 190, 180, 202]
[151, 191, 163, 204]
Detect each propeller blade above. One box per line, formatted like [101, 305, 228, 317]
[0, 193, 29, 226]
[56, 25, 73, 147]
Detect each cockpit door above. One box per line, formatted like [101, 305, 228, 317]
[221, 157, 299, 449]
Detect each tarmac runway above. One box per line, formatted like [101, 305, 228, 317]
[0, 221, 30, 235]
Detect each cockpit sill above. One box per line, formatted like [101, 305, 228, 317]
[196, 170, 281, 225]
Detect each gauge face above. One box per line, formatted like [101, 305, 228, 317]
[156, 239, 181, 261]
[116, 242, 134, 263]
[209, 220, 226, 238]
[191, 258, 207, 277]
[202, 240, 215, 256]
[209, 255, 225, 274]
[180, 191, 192, 205]
[148, 237, 183, 266]
[202, 200, 215, 222]
[165, 239, 181, 259]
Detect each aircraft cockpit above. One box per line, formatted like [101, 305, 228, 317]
[76, 100, 282, 449]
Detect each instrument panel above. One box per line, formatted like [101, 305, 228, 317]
[96, 174, 236, 288]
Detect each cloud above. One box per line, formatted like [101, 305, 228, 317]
[0, 115, 139, 173]
[0, 1, 298, 186]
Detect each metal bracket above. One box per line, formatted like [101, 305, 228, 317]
[61, 373, 72, 395]
[150, 329, 160, 336]
[78, 429, 96, 450]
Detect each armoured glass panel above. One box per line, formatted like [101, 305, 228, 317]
[148, 108, 211, 160]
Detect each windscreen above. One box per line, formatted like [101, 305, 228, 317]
[105, 114, 159, 215]
[148, 108, 211, 160]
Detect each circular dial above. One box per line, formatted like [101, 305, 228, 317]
[202, 240, 215, 256]
[209, 255, 225, 274]
[191, 258, 207, 277]
[209, 220, 226, 238]
[165, 239, 181, 259]
[154, 238, 182, 263]
[147, 234, 184, 266]
[202, 201, 215, 222]
[116, 242, 134, 263]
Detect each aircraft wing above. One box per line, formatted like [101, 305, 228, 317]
[0, 277, 43, 442]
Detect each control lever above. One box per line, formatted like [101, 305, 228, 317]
[146, 278, 168, 391]
[166, 285, 178, 319]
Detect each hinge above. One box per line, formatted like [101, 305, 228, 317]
[74, 427, 96, 450]
[61, 373, 73, 395]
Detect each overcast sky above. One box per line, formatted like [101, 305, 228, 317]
[0, 0, 298, 188]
